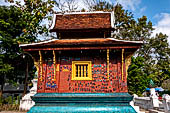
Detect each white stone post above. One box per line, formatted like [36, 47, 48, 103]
[19, 79, 37, 111]
[163, 94, 170, 113]
[150, 88, 159, 109]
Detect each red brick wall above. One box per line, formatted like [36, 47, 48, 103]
[37, 50, 128, 93]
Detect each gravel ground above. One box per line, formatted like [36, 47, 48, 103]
[0, 111, 26, 113]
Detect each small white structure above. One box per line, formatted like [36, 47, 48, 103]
[150, 88, 160, 108]
[163, 94, 170, 113]
[19, 79, 37, 111]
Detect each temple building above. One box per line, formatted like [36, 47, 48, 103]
[20, 11, 142, 113]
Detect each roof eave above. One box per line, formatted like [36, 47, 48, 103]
[19, 38, 143, 48]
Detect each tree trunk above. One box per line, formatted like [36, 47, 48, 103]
[23, 61, 28, 97]
[0, 75, 4, 100]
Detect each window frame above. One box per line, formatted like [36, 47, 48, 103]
[72, 61, 92, 80]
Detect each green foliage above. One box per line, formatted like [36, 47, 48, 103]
[0, 5, 35, 95]
[4, 96, 15, 104]
[127, 57, 149, 96]
[0, 55, 14, 74]
[0, 6, 24, 80]
[8, 0, 56, 43]
[0, 0, 55, 74]
[0, 96, 3, 104]
[92, 1, 114, 11]
[114, 4, 154, 41]
[0, 0, 56, 97]
[114, 5, 170, 88]
[0, 96, 16, 104]
[147, 33, 170, 86]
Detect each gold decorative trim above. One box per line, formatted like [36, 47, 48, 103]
[125, 53, 133, 78]
[122, 49, 124, 80]
[39, 50, 43, 81]
[53, 50, 56, 80]
[107, 49, 109, 80]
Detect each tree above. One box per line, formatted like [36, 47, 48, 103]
[118, 9, 170, 93]
[0, 5, 25, 97]
[115, 5, 170, 92]
[7, 0, 56, 43]
[0, 0, 56, 97]
[127, 57, 149, 96]
[127, 33, 170, 95]
[83, 0, 114, 11]
[55, 0, 78, 12]
[114, 4, 154, 41]
[146, 33, 170, 86]
[0, 54, 14, 98]
[85, 1, 170, 95]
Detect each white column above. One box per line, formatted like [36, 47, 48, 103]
[150, 88, 159, 108]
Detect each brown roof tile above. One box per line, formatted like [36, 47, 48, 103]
[53, 12, 113, 30]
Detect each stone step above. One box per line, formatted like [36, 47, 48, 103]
[139, 108, 149, 113]
[132, 105, 145, 113]
[148, 109, 165, 113]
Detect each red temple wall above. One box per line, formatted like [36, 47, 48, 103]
[37, 50, 128, 93]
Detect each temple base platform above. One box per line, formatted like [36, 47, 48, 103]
[28, 93, 136, 113]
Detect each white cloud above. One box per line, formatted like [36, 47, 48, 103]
[77, 0, 87, 10]
[0, 1, 10, 6]
[0, 0, 24, 6]
[153, 13, 170, 43]
[114, 0, 141, 11]
[139, 6, 146, 14]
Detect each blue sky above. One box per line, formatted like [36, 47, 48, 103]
[112, 0, 170, 42]
[127, 0, 170, 25]
[1, 0, 170, 42]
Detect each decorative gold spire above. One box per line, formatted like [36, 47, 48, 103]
[122, 49, 124, 80]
